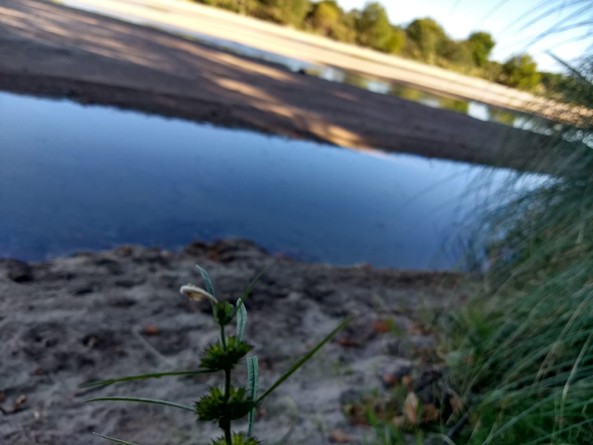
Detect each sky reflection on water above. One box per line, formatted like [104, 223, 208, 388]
[0, 92, 525, 269]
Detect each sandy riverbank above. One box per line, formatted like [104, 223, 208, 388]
[0, 0, 568, 171]
[1, 240, 466, 444]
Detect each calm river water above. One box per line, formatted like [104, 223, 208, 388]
[0, 92, 525, 268]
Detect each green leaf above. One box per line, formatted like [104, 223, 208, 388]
[201, 336, 252, 372]
[195, 386, 225, 421]
[215, 301, 234, 326]
[256, 319, 349, 404]
[92, 433, 143, 445]
[247, 356, 259, 437]
[196, 386, 254, 421]
[196, 264, 215, 296]
[80, 370, 209, 389]
[86, 396, 194, 412]
[236, 297, 248, 342]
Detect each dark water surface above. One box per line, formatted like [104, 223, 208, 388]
[1, 92, 523, 269]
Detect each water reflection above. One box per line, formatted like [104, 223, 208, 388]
[306, 66, 561, 129]
[0, 92, 527, 269]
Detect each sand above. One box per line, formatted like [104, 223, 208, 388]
[0, 240, 466, 444]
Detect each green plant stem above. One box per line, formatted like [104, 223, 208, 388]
[220, 324, 227, 349]
[220, 322, 232, 445]
[223, 367, 232, 444]
[224, 369, 231, 400]
[223, 419, 232, 445]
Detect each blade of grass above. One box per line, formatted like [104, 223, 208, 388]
[80, 370, 209, 389]
[86, 396, 194, 412]
[92, 433, 143, 445]
[547, 52, 591, 84]
[232, 267, 267, 318]
[256, 319, 349, 404]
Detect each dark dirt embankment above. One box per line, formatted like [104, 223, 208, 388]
[1, 240, 467, 444]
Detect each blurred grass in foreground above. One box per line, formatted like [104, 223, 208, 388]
[444, 53, 593, 444]
[358, 58, 593, 445]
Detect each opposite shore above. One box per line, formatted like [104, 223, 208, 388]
[57, 0, 591, 125]
[0, 0, 576, 171]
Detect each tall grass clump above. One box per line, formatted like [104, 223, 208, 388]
[445, 55, 593, 444]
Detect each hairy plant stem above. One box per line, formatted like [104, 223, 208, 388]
[224, 368, 232, 445]
[223, 419, 232, 445]
[220, 324, 227, 349]
[220, 323, 232, 445]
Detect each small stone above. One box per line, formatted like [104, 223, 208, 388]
[5, 260, 34, 283]
[12, 395, 27, 412]
[182, 241, 208, 256]
[337, 337, 361, 348]
[329, 429, 356, 443]
[373, 320, 392, 334]
[382, 372, 397, 388]
[141, 325, 160, 336]
[113, 246, 135, 257]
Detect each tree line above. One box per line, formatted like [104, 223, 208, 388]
[195, 0, 580, 102]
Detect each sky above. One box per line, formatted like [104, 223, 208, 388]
[337, 0, 592, 72]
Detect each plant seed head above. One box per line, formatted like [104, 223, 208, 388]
[180, 284, 218, 304]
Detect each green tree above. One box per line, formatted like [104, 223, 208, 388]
[284, 0, 312, 26]
[540, 71, 588, 105]
[257, 0, 310, 26]
[200, 0, 243, 13]
[384, 26, 406, 54]
[355, 2, 393, 52]
[439, 38, 473, 68]
[308, 1, 341, 35]
[306, 1, 358, 42]
[405, 17, 447, 63]
[336, 10, 359, 43]
[498, 54, 541, 91]
[482, 60, 503, 82]
[466, 31, 496, 67]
